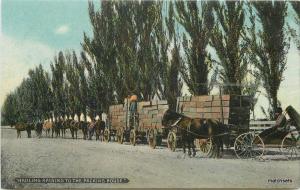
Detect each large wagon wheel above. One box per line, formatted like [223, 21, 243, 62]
[148, 129, 157, 149]
[234, 132, 265, 159]
[103, 128, 110, 142]
[280, 132, 300, 160]
[167, 131, 177, 152]
[116, 128, 124, 144]
[197, 138, 213, 156]
[129, 129, 136, 146]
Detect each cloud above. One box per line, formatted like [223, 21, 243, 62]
[0, 35, 54, 106]
[55, 24, 70, 35]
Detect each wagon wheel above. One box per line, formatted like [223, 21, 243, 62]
[234, 132, 265, 159]
[197, 138, 213, 156]
[148, 129, 157, 149]
[167, 131, 177, 152]
[116, 128, 124, 144]
[129, 129, 136, 146]
[103, 128, 110, 142]
[280, 132, 300, 160]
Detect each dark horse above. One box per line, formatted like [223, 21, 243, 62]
[15, 122, 34, 138]
[61, 119, 72, 138]
[35, 121, 43, 138]
[88, 121, 96, 140]
[95, 120, 106, 141]
[69, 120, 79, 139]
[78, 121, 88, 140]
[162, 109, 229, 158]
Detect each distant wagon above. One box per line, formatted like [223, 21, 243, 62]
[105, 98, 169, 148]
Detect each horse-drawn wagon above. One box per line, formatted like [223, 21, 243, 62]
[164, 94, 251, 155]
[106, 98, 169, 148]
[163, 93, 299, 159]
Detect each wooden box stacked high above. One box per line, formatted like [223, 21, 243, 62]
[176, 95, 251, 129]
[108, 99, 169, 131]
[138, 100, 169, 131]
[108, 104, 126, 130]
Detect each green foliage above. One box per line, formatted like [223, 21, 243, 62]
[246, 2, 290, 119]
[1, 93, 18, 126]
[175, 1, 214, 95]
[50, 51, 66, 119]
[210, 1, 248, 95]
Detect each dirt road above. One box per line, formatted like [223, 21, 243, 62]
[1, 127, 299, 189]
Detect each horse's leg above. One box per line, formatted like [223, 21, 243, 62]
[71, 128, 74, 139]
[192, 138, 196, 157]
[27, 129, 31, 138]
[182, 136, 186, 154]
[216, 138, 221, 158]
[17, 130, 20, 138]
[75, 129, 77, 139]
[82, 129, 85, 140]
[187, 138, 192, 157]
[219, 138, 224, 158]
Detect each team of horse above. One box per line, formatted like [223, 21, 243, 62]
[162, 109, 230, 158]
[13, 119, 106, 141]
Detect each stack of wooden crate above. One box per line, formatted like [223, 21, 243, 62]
[108, 99, 169, 130]
[176, 95, 250, 128]
[108, 104, 126, 129]
[138, 100, 169, 130]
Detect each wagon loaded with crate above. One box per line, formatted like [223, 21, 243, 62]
[171, 94, 300, 159]
[106, 99, 169, 148]
[166, 94, 251, 155]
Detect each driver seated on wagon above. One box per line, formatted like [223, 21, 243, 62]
[274, 107, 285, 129]
[274, 106, 299, 133]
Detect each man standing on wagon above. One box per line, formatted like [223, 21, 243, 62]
[129, 94, 138, 131]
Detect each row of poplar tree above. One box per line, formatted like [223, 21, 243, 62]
[1, 1, 300, 126]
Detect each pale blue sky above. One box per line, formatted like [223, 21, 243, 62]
[1, 0, 299, 119]
[2, 0, 98, 50]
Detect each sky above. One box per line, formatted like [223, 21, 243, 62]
[0, 0, 299, 119]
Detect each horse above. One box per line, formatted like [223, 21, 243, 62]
[94, 120, 106, 141]
[162, 109, 229, 158]
[54, 120, 63, 138]
[88, 121, 96, 140]
[35, 121, 43, 138]
[43, 121, 53, 137]
[15, 123, 33, 138]
[79, 121, 88, 140]
[69, 120, 79, 139]
[98, 120, 106, 141]
[61, 119, 72, 138]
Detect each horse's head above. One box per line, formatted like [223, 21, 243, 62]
[162, 109, 182, 127]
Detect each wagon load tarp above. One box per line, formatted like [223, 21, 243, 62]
[176, 95, 250, 129]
